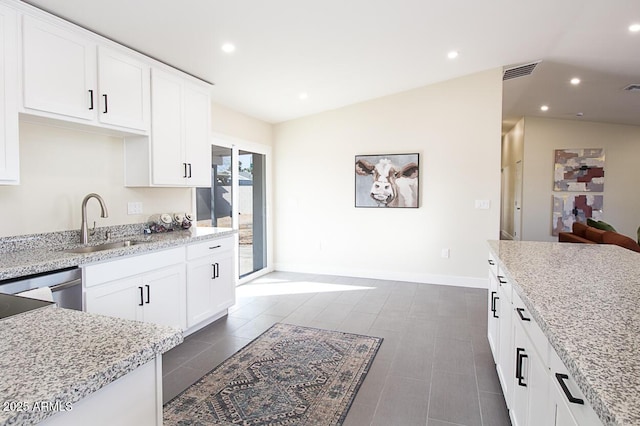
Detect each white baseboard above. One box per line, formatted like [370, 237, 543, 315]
[273, 263, 488, 289]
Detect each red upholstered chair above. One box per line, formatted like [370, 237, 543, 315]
[602, 232, 640, 253]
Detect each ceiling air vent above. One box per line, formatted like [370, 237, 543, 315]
[503, 61, 541, 81]
[623, 84, 640, 92]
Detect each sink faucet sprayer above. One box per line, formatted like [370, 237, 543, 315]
[81, 193, 109, 244]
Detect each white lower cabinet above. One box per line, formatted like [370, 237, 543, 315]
[84, 247, 186, 330]
[84, 238, 236, 334]
[488, 252, 602, 426]
[186, 236, 236, 329]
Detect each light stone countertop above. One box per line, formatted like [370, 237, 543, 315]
[0, 226, 236, 281]
[488, 240, 640, 426]
[0, 306, 182, 426]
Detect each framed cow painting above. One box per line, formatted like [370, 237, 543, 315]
[355, 153, 419, 208]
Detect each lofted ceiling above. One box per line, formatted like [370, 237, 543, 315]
[21, 0, 640, 128]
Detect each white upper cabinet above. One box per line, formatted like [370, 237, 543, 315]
[21, 15, 150, 133]
[125, 67, 210, 187]
[0, 4, 19, 184]
[97, 46, 150, 130]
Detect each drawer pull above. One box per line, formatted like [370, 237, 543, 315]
[555, 373, 584, 405]
[145, 284, 150, 304]
[497, 275, 507, 285]
[516, 307, 531, 321]
[209, 245, 222, 250]
[488, 259, 495, 265]
[211, 262, 220, 279]
[516, 347, 528, 387]
[490, 291, 499, 318]
[138, 286, 144, 306]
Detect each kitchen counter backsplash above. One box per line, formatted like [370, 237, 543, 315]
[0, 223, 147, 253]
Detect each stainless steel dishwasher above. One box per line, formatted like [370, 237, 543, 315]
[0, 267, 83, 310]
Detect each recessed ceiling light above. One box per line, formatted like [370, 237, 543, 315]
[540, 105, 549, 112]
[447, 50, 459, 59]
[221, 43, 236, 53]
[629, 23, 640, 32]
[299, 92, 308, 100]
[570, 77, 581, 85]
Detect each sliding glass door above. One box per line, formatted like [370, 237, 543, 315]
[196, 143, 267, 279]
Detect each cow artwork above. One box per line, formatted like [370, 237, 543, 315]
[355, 154, 419, 208]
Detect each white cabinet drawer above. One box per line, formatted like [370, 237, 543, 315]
[548, 346, 602, 426]
[83, 247, 184, 287]
[512, 290, 548, 363]
[186, 236, 234, 261]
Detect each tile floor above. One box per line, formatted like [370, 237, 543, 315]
[162, 271, 510, 426]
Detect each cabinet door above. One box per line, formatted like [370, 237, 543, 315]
[210, 251, 235, 313]
[84, 276, 142, 322]
[496, 282, 513, 407]
[97, 46, 150, 131]
[511, 320, 551, 426]
[186, 257, 219, 327]
[0, 5, 18, 184]
[487, 270, 500, 360]
[141, 265, 186, 329]
[183, 81, 210, 186]
[150, 68, 184, 185]
[22, 16, 96, 120]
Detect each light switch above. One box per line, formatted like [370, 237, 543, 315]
[475, 200, 490, 209]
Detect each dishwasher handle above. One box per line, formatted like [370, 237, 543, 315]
[50, 278, 81, 292]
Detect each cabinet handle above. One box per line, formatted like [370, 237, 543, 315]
[211, 262, 220, 279]
[209, 245, 221, 250]
[183, 163, 188, 178]
[491, 292, 499, 318]
[516, 347, 528, 387]
[555, 373, 584, 405]
[516, 307, 531, 321]
[102, 94, 108, 113]
[138, 286, 144, 306]
[145, 284, 150, 304]
[497, 275, 507, 285]
[488, 259, 495, 265]
[188, 163, 192, 178]
[88, 90, 94, 110]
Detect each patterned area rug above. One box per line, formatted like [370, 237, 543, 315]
[164, 323, 382, 425]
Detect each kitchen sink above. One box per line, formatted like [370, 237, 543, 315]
[63, 240, 151, 254]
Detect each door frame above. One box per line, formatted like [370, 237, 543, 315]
[191, 132, 273, 285]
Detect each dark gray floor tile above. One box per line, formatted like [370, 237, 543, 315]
[352, 357, 391, 407]
[184, 335, 251, 372]
[388, 338, 434, 381]
[162, 366, 208, 404]
[371, 376, 430, 426]
[314, 302, 355, 324]
[436, 317, 476, 341]
[433, 338, 475, 376]
[428, 419, 466, 426]
[371, 311, 411, 332]
[188, 315, 250, 344]
[337, 311, 378, 335]
[474, 349, 502, 394]
[162, 339, 212, 374]
[230, 313, 284, 339]
[429, 370, 482, 426]
[479, 391, 510, 426]
[343, 402, 376, 426]
[366, 327, 401, 362]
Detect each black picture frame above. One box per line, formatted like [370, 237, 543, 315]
[355, 153, 419, 208]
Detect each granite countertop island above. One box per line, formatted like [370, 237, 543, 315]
[488, 240, 640, 426]
[0, 226, 235, 281]
[0, 306, 182, 426]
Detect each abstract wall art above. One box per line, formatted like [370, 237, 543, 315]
[552, 194, 603, 236]
[554, 148, 605, 192]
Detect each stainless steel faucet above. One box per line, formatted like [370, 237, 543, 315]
[81, 193, 109, 244]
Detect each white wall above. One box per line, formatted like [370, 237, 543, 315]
[521, 117, 640, 241]
[210, 101, 273, 147]
[273, 69, 503, 287]
[0, 121, 192, 237]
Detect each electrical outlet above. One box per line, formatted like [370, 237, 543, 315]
[441, 248, 450, 258]
[127, 202, 143, 215]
